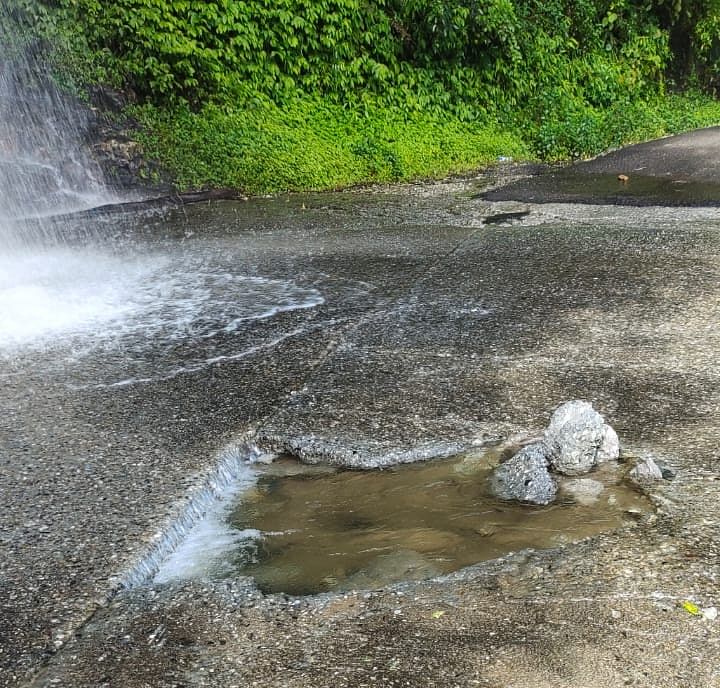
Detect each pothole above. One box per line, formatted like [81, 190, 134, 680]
[210, 448, 652, 596]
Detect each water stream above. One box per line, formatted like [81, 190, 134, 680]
[0, 6, 324, 371]
[0, 4, 111, 233]
[0, 3, 122, 340]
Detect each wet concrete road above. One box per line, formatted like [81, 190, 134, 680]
[3, 130, 720, 687]
[485, 126, 720, 206]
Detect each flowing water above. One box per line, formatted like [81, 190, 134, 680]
[0, 4, 123, 340]
[0, 6, 324, 373]
[0, 5, 111, 235]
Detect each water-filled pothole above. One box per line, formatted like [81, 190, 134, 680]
[227, 450, 651, 595]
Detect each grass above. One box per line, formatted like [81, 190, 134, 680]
[132, 91, 720, 194]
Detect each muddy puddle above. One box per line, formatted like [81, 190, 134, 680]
[228, 450, 651, 595]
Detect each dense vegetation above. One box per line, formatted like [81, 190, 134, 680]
[11, 0, 720, 192]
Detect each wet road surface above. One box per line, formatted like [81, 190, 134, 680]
[3, 130, 720, 687]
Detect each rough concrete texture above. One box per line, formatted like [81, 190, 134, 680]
[3, 129, 720, 687]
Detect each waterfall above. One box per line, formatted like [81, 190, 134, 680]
[0, 2, 126, 348]
[0, 3, 324, 360]
[0, 2, 112, 248]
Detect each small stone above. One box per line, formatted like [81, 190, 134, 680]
[702, 607, 718, 621]
[654, 461, 676, 480]
[628, 458, 663, 487]
[623, 507, 644, 520]
[488, 443, 557, 505]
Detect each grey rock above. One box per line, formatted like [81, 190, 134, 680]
[628, 457, 663, 487]
[488, 443, 557, 505]
[597, 424, 620, 464]
[89, 84, 132, 113]
[654, 460, 676, 480]
[544, 400, 620, 476]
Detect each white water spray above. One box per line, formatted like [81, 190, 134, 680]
[0, 4, 112, 240]
[0, 5, 323, 359]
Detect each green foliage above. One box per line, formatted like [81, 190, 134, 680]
[132, 88, 720, 193]
[27, 0, 720, 192]
[638, 0, 720, 89]
[36, 0, 677, 111]
[40, 0, 399, 102]
[525, 92, 720, 160]
[391, 0, 521, 67]
[694, 3, 720, 92]
[133, 98, 529, 193]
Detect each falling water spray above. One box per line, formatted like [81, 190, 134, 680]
[0, 1, 110, 247]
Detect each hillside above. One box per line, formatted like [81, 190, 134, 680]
[13, 0, 720, 192]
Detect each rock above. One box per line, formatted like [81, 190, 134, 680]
[561, 478, 605, 506]
[89, 84, 133, 113]
[628, 457, 663, 487]
[544, 400, 619, 476]
[488, 443, 557, 505]
[623, 507, 645, 520]
[597, 424, 620, 464]
[702, 607, 718, 621]
[654, 460, 676, 480]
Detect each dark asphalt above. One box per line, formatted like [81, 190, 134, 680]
[484, 126, 720, 206]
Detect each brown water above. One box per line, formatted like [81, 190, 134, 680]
[229, 451, 651, 595]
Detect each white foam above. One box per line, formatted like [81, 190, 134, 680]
[117, 444, 273, 590]
[154, 517, 261, 583]
[0, 246, 324, 353]
[0, 248, 153, 347]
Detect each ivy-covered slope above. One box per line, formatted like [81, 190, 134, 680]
[15, 0, 720, 192]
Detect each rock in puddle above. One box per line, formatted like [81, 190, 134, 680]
[487, 442, 557, 505]
[628, 457, 664, 487]
[560, 478, 605, 506]
[488, 400, 620, 505]
[544, 400, 620, 475]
